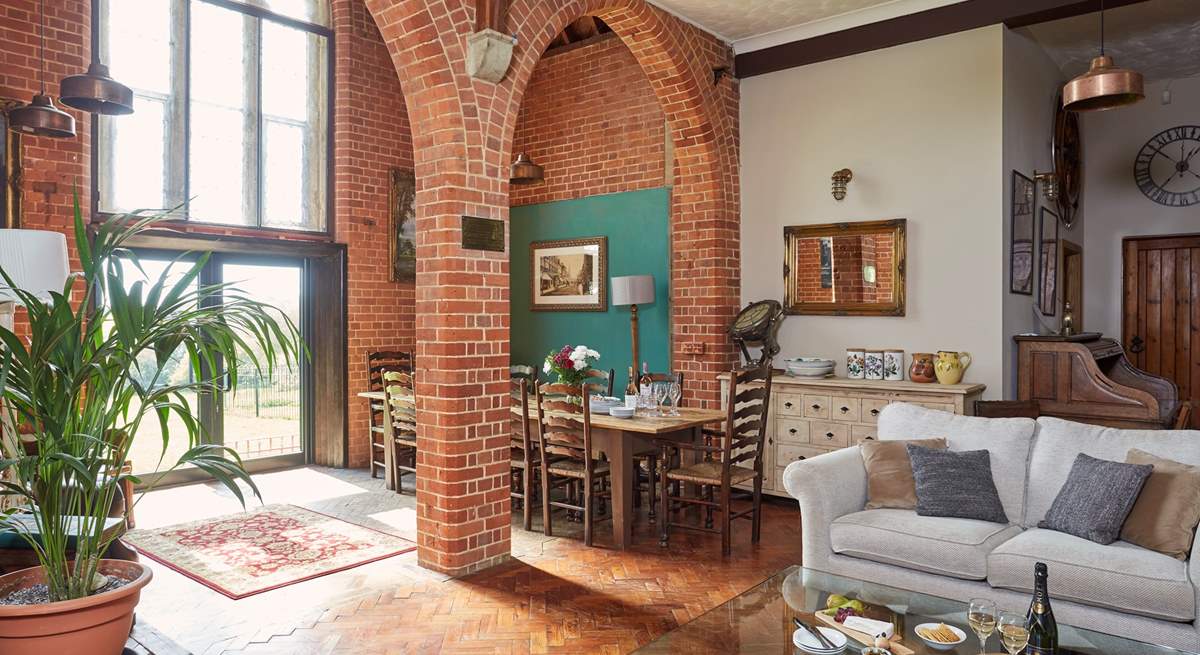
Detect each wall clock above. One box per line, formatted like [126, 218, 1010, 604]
[1052, 96, 1083, 229]
[1134, 125, 1200, 207]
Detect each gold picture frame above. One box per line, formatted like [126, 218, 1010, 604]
[783, 218, 907, 316]
[1, 100, 23, 229]
[530, 236, 607, 312]
[388, 168, 416, 282]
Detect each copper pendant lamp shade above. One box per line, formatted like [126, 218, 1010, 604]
[510, 152, 544, 185]
[61, 62, 135, 115]
[9, 94, 76, 139]
[1062, 0, 1143, 112]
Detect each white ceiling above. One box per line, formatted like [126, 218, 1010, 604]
[646, 0, 968, 53]
[1019, 0, 1200, 83]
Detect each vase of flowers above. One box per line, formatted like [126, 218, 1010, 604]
[543, 344, 601, 390]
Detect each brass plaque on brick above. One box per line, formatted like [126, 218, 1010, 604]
[461, 215, 505, 252]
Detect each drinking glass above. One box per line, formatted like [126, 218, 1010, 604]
[998, 610, 1030, 655]
[667, 381, 682, 416]
[653, 382, 670, 416]
[967, 598, 997, 654]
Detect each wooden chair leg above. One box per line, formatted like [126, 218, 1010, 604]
[583, 477, 594, 547]
[541, 467, 553, 537]
[721, 484, 732, 557]
[705, 484, 714, 529]
[752, 474, 762, 544]
[659, 448, 671, 548]
[522, 466, 532, 532]
[647, 454, 657, 524]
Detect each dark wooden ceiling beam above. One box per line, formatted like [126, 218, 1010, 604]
[735, 0, 1150, 79]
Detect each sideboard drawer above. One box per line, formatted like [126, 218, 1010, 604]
[776, 393, 805, 416]
[776, 418, 809, 444]
[803, 394, 832, 419]
[851, 424, 878, 445]
[831, 396, 861, 422]
[777, 443, 829, 468]
[861, 399, 889, 424]
[809, 421, 850, 448]
[919, 402, 956, 413]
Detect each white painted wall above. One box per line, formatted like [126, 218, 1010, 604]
[1082, 75, 1200, 339]
[740, 26, 1006, 398]
[1000, 29, 1068, 397]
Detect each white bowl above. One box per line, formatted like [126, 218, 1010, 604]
[608, 406, 635, 419]
[786, 357, 837, 369]
[788, 366, 834, 378]
[792, 626, 847, 653]
[913, 622, 966, 651]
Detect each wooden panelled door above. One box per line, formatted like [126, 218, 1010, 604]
[1123, 235, 1200, 428]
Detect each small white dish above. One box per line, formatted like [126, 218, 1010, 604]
[792, 626, 847, 653]
[788, 367, 834, 378]
[608, 407, 635, 419]
[913, 622, 966, 651]
[785, 357, 837, 369]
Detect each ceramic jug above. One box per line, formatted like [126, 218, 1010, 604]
[909, 353, 936, 383]
[934, 351, 972, 385]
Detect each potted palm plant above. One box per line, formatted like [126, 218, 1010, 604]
[0, 197, 301, 654]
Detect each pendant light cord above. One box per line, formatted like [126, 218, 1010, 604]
[37, 0, 46, 94]
[1099, 0, 1106, 56]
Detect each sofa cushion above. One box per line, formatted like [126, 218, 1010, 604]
[988, 528, 1194, 622]
[877, 403, 1036, 523]
[1122, 449, 1200, 559]
[1024, 418, 1200, 527]
[862, 438, 947, 510]
[1039, 453, 1152, 544]
[831, 509, 1022, 580]
[908, 445, 1008, 523]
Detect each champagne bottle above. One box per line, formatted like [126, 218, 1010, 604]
[1025, 562, 1058, 654]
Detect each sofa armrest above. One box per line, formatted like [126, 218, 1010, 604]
[1188, 531, 1200, 634]
[782, 447, 868, 571]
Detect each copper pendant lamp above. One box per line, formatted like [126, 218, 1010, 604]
[1062, 0, 1143, 112]
[61, 61, 134, 116]
[8, 0, 76, 138]
[510, 152, 544, 185]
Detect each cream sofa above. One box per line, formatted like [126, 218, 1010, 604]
[782, 402, 1200, 652]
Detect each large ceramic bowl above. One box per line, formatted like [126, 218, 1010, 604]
[785, 357, 837, 369]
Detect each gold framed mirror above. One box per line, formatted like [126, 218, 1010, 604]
[783, 218, 906, 316]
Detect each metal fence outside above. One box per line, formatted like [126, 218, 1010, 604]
[224, 369, 302, 420]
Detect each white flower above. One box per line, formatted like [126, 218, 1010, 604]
[543, 361, 552, 373]
[574, 345, 588, 353]
[586, 349, 600, 359]
[568, 351, 583, 362]
[572, 359, 587, 371]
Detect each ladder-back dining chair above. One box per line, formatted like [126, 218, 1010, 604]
[381, 369, 418, 494]
[367, 351, 414, 478]
[657, 363, 773, 556]
[510, 365, 539, 531]
[536, 380, 610, 545]
[634, 371, 684, 523]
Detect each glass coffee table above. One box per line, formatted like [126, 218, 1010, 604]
[635, 566, 1196, 655]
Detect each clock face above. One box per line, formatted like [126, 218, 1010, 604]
[733, 302, 771, 333]
[1134, 125, 1200, 207]
[1053, 98, 1083, 227]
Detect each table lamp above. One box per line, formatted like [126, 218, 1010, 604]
[0, 229, 71, 330]
[611, 275, 655, 376]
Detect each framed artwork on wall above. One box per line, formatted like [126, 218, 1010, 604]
[388, 168, 416, 282]
[0, 105, 23, 229]
[1039, 207, 1059, 316]
[1010, 170, 1035, 295]
[529, 236, 607, 311]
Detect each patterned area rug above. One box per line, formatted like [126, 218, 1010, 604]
[124, 504, 415, 599]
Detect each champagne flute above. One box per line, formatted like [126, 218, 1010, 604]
[999, 610, 1030, 655]
[968, 598, 997, 654]
[654, 382, 669, 416]
[668, 381, 682, 416]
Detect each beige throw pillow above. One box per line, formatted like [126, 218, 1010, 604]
[861, 438, 947, 510]
[1121, 449, 1200, 560]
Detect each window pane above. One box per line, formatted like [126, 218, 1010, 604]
[262, 21, 327, 231]
[189, 1, 253, 225]
[103, 0, 172, 95]
[229, 0, 328, 25]
[102, 96, 168, 213]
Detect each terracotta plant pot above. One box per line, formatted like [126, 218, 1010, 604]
[0, 559, 152, 655]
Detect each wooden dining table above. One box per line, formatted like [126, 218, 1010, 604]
[511, 404, 725, 549]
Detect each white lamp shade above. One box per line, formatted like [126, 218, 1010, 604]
[611, 275, 655, 306]
[0, 229, 71, 305]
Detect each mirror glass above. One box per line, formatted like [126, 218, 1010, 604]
[784, 219, 906, 316]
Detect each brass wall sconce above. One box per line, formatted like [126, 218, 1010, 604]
[1034, 170, 1059, 203]
[831, 168, 853, 201]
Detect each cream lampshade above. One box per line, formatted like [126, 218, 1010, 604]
[0, 229, 71, 308]
[611, 275, 655, 382]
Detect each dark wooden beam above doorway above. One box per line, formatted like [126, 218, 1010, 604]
[734, 0, 1150, 79]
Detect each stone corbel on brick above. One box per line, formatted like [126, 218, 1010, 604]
[467, 0, 513, 83]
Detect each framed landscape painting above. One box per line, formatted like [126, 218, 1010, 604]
[530, 236, 607, 311]
[388, 168, 416, 282]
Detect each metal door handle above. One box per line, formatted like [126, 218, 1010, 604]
[1130, 336, 1145, 354]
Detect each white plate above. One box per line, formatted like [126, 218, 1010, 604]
[792, 626, 847, 653]
[788, 368, 835, 378]
[608, 407, 635, 419]
[785, 358, 837, 368]
[913, 622, 967, 651]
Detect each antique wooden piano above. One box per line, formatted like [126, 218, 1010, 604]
[1006, 333, 1190, 429]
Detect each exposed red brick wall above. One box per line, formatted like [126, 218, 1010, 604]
[1, 0, 415, 469]
[511, 34, 665, 206]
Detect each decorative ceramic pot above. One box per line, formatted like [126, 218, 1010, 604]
[0, 559, 152, 655]
[846, 349, 866, 379]
[934, 351, 972, 385]
[883, 350, 905, 381]
[864, 350, 884, 380]
[909, 353, 936, 383]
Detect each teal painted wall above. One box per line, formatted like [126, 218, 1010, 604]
[511, 188, 670, 391]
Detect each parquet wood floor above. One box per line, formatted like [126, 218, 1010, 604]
[134, 467, 801, 654]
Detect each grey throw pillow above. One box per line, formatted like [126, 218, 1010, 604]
[1039, 453, 1153, 544]
[906, 444, 1009, 523]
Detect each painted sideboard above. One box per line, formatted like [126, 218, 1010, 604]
[717, 373, 986, 498]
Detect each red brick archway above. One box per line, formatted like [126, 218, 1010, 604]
[363, 0, 739, 576]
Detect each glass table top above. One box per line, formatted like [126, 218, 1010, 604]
[635, 566, 1195, 655]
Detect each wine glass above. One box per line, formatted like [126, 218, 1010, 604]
[968, 598, 997, 654]
[667, 381, 682, 416]
[653, 382, 670, 416]
[999, 610, 1030, 655]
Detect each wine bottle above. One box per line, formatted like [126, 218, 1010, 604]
[624, 366, 639, 409]
[1025, 562, 1058, 654]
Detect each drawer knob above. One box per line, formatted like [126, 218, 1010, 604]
[797, 455, 807, 461]
[784, 401, 793, 408]
[870, 408, 880, 416]
[865, 436, 875, 440]
[840, 406, 850, 413]
[811, 403, 821, 410]
[825, 432, 835, 439]
[788, 428, 798, 435]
